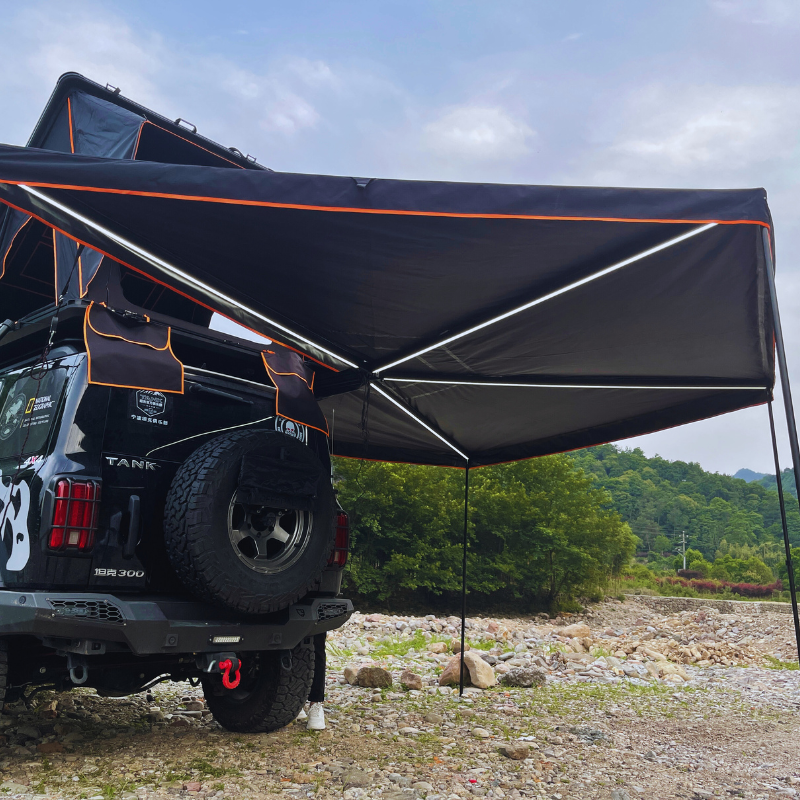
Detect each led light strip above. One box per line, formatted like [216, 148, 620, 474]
[370, 383, 468, 461]
[375, 222, 719, 373]
[19, 184, 359, 369]
[383, 377, 763, 391]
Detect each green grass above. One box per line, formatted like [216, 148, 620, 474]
[764, 655, 799, 671]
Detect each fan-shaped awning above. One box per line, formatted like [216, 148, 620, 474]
[0, 144, 775, 466]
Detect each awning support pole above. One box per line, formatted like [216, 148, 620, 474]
[767, 402, 800, 662]
[762, 227, 800, 663]
[458, 462, 471, 696]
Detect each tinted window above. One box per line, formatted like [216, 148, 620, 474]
[0, 361, 72, 459]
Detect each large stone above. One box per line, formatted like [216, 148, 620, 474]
[463, 649, 497, 688]
[499, 666, 546, 688]
[400, 670, 423, 690]
[560, 622, 591, 638]
[499, 742, 530, 760]
[356, 666, 392, 688]
[343, 665, 359, 684]
[451, 639, 471, 654]
[342, 767, 373, 788]
[428, 642, 448, 654]
[438, 655, 465, 686]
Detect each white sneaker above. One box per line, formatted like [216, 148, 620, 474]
[296, 706, 308, 721]
[307, 702, 325, 730]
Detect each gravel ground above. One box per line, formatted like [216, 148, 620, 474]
[0, 598, 798, 800]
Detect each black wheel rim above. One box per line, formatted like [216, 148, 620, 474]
[227, 498, 312, 574]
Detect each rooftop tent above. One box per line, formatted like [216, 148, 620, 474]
[0, 145, 775, 467]
[0, 75, 251, 323]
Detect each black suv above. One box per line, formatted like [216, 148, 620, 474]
[0, 74, 352, 733]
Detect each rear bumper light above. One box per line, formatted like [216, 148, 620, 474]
[49, 478, 101, 552]
[328, 510, 349, 569]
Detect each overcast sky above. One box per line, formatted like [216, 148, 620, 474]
[1, 0, 798, 476]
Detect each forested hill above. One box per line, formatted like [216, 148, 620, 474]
[734, 467, 798, 497]
[755, 469, 798, 498]
[571, 445, 800, 559]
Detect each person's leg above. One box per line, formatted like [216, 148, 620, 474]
[307, 632, 327, 730]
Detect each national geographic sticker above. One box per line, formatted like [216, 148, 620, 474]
[129, 390, 171, 427]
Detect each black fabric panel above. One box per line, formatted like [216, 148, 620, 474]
[263, 350, 329, 435]
[38, 102, 73, 154]
[416, 224, 772, 382]
[134, 123, 243, 169]
[69, 91, 144, 160]
[237, 452, 320, 510]
[0, 209, 31, 280]
[84, 305, 183, 393]
[321, 386, 464, 467]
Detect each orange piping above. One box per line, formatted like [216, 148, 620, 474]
[0, 178, 772, 228]
[67, 97, 75, 154]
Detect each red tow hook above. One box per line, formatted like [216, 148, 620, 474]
[219, 657, 241, 689]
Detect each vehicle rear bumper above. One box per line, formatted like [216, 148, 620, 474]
[0, 591, 352, 655]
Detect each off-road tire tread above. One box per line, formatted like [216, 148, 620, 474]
[164, 429, 334, 615]
[202, 641, 314, 733]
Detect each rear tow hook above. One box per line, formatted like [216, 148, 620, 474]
[196, 653, 242, 690]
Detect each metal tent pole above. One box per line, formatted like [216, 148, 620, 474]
[768, 402, 800, 661]
[458, 463, 470, 696]
[762, 228, 800, 662]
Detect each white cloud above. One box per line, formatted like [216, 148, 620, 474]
[581, 84, 800, 185]
[423, 106, 534, 161]
[562, 32, 582, 42]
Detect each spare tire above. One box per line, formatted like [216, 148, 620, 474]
[164, 429, 335, 615]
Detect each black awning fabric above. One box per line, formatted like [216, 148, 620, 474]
[0, 143, 775, 466]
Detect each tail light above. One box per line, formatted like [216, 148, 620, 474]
[49, 479, 101, 552]
[328, 510, 349, 568]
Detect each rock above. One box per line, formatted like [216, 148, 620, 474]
[424, 712, 444, 724]
[472, 727, 492, 738]
[344, 665, 360, 684]
[342, 767, 373, 788]
[16, 725, 41, 739]
[498, 742, 530, 759]
[0, 782, 29, 793]
[451, 639, 471, 653]
[400, 670, 423, 690]
[500, 666, 546, 688]
[183, 701, 204, 711]
[481, 653, 498, 665]
[428, 642, 448, 654]
[438, 655, 465, 686]
[356, 666, 392, 688]
[413, 781, 434, 793]
[37, 741, 65, 754]
[149, 707, 165, 722]
[560, 622, 591, 638]
[463, 649, 497, 688]
[183, 782, 202, 792]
